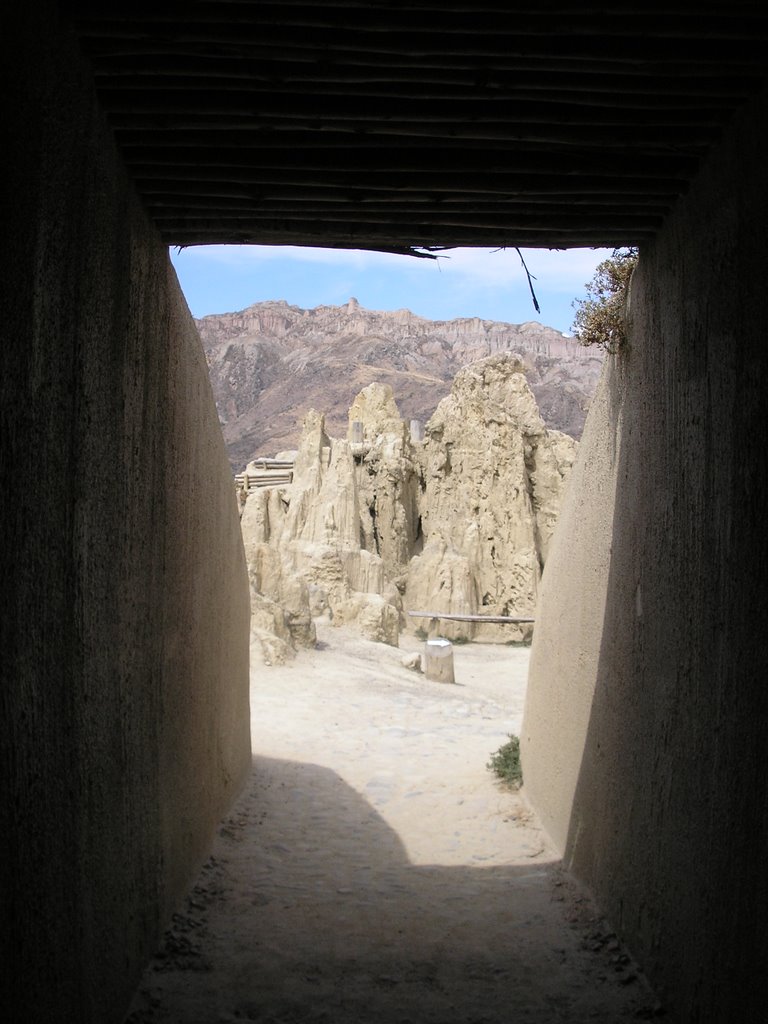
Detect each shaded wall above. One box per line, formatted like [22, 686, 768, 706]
[521, 84, 768, 1021]
[1, 8, 251, 1022]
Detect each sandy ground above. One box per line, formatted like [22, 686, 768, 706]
[125, 621, 661, 1024]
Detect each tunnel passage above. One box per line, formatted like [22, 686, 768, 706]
[123, 634, 661, 1023]
[4, 4, 768, 1023]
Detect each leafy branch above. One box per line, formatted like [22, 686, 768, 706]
[572, 247, 638, 353]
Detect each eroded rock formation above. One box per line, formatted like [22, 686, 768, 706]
[241, 355, 576, 660]
[349, 383, 424, 586]
[241, 400, 403, 662]
[405, 355, 577, 642]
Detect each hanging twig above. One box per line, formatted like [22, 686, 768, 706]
[490, 246, 541, 314]
[514, 247, 541, 314]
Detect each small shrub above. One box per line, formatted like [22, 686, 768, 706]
[414, 627, 428, 640]
[452, 635, 470, 645]
[487, 734, 523, 789]
[572, 247, 638, 353]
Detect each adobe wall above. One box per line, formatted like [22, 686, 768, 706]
[1, 9, 251, 1022]
[521, 84, 768, 1021]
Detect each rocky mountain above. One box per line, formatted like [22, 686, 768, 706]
[240, 354, 576, 663]
[196, 298, 602, 471]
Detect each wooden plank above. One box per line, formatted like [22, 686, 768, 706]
[246, 461, 295, 469]
[124, 145, 698, 179]
[237, 476, 293, 483]
[74, 8, 768, 41]
[152, 211, 663, 233]
[143, 186, 678, 208]
[77, 25, 768, 62]
[408, 611, 535, 623]
[97, 90, 728, 126]
[114, 117, 717, 149]
[132, 165, 688, 193]
[164, 229, 651, 248]
[91, 61, 757, 100]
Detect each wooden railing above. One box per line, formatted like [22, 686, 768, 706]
[408, 611, 535, 624]
[235, 459, 294, 491]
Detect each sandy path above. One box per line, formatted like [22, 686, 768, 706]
[125, 623, 660, 1024]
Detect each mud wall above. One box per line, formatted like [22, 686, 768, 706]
[1, 9, 251, 1022]
[521, 84, 768, 1021]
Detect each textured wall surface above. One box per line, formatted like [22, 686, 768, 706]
[1, 9, 251, 1022]
[519, 366, 622, 852]
[521, 84, 768, 1022]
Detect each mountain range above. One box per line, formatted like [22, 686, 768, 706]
[196, 297, 603, 471]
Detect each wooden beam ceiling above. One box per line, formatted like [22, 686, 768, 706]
[68, 1, 768, 254]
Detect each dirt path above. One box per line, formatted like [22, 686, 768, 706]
[125, 623, 660, 1024]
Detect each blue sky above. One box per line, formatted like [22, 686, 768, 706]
[170, 245, 612, 335]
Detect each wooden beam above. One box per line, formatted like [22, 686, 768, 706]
[81, 40, 767, 84]
[89, 57, 758, 100]
[74, 22, 768, 61]
[150, 211, 664, 232]
[120, 146, 697, 180]
[163, 229, 650, 248]
[68, 2, 766, 19]
[113, 128, 710, 160]
[141, 184, 679, 207]
[97, 89, 728, 127]
[146, 201, 673, 220]
[109, 119, 718, 150]
[131, 167, 687, 194]
[408, 612, 535, 623]
[91, 78, 745, 114]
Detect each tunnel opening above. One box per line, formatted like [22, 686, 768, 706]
[6, 6, 768, 1024]
[123, 240, 660, 1022]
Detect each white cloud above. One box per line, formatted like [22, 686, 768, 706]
[433, 246, 612, 293]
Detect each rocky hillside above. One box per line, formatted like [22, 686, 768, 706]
[196, 298, 602, 471]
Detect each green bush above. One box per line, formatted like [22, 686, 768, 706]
[487, 734, 523, 789]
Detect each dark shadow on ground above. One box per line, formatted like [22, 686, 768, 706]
[124, 755, 659, 1024]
